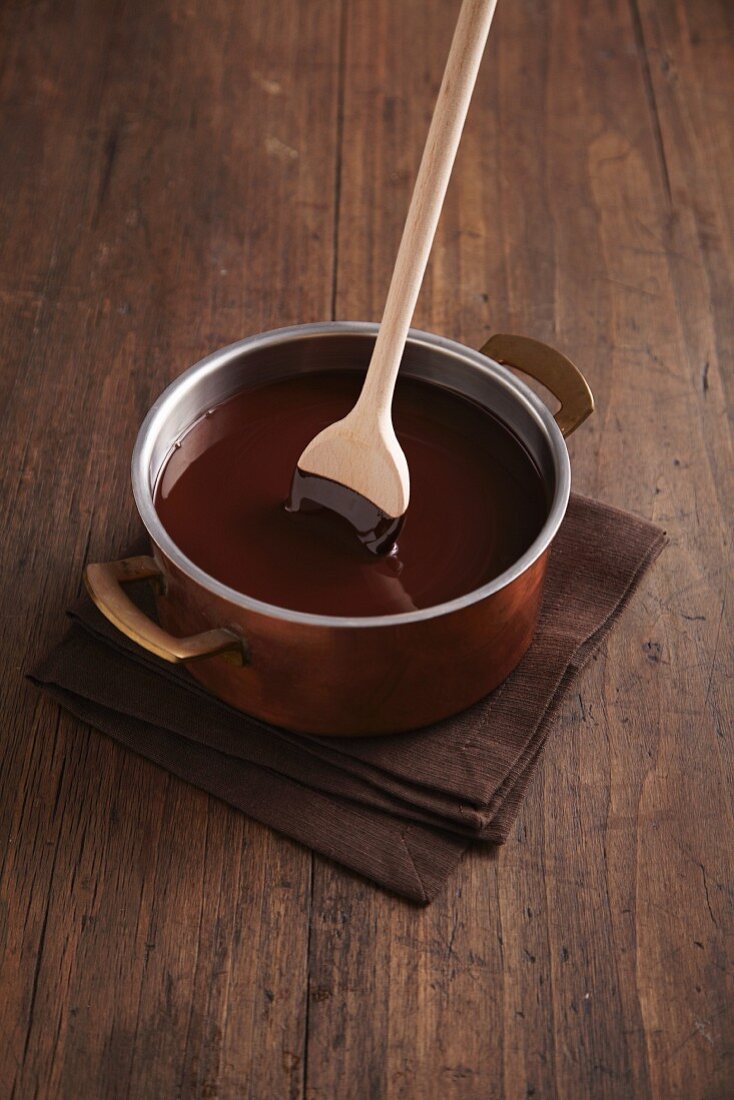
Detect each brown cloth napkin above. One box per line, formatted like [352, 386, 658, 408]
[30, 495, 665, 903]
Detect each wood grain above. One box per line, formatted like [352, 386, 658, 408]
[0, 0, 339, 1095]
[314, 0, 734, 1097]
[1, 0, 732, 1098]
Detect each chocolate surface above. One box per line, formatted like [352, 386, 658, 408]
[154, 372, 548, 616]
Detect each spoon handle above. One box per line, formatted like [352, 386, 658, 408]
[356, 0, 499, 423]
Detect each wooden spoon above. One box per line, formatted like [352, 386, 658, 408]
[289, 0, 499, 553]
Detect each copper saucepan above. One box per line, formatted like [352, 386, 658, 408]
[85, 322, 593, 736]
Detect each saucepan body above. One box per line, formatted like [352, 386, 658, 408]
[85, 322, 593, 735]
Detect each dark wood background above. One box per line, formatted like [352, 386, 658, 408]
[1, 0, 732, 1096]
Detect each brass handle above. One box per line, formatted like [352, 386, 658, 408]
[84, 556, 246, 666]
[479, 333, 594, 437]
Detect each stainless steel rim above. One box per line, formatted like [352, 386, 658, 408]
[132, 321, 571, 628]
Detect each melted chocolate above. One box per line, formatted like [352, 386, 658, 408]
[154, 372, 548, 617]
[287, 469, 404, 555]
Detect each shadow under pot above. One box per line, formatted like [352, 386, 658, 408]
[85, 323, 593, 736]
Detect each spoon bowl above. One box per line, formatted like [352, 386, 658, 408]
[290, 403, 409, 553]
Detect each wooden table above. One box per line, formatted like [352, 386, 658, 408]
[1, 1, 732, 1096]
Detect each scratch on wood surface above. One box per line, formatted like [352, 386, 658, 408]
[94, 125, 120, 224]
[701, 360, 710, 394]
[177, 801, 211, 1097]
[21, 835, 61, 1064]
[699, 864, 719, 929]
[627, 0, 674, 206]
[702, 585, 727, 712]
[301, 853, 315, 1100]
[252, 71, 283, 95]
[330, 0, 348, 323]
[265, 136, 299, 161]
